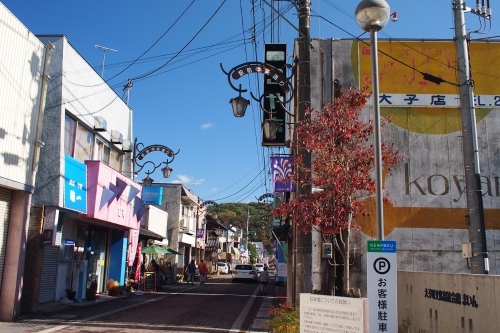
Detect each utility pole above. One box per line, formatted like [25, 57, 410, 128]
[246, 209, 250, 251]
[292, 0, 312, 307]
[452, 0, 490, 274]
[123, 79, 133, 105]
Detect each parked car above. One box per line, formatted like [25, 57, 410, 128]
[217, 262, 229, 274]
[254, 263, 265, 273]
[232, 264, 258, 283]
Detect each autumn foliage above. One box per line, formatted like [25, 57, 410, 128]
[272, 88, 402, 236]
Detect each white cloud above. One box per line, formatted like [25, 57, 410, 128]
[201, 122, 214, 130]
[211, 187, 218, 192]
[176, 174, 205, 186]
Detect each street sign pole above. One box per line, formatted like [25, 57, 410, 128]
[367, 240, 397, 332]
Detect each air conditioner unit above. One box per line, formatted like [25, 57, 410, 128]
[111, 130, 123, 144]
[94, 116, 107, 132]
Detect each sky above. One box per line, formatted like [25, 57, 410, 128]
[2, 0, 499, 203]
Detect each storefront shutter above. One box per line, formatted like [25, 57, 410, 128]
[0, 187, 12, 290]
[39, 246, 59, 303]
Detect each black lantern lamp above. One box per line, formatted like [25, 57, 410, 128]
[161, 164, 173, 178]
[230, 88, 250, 118]
[262, 118, 279, 140]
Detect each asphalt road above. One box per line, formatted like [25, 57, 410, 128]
[0, 274, 274, 333]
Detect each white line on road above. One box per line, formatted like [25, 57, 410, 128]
[229, 286, 260, 332]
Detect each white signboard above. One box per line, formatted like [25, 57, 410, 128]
[277, 262, 287, 277]
[367, 240, 397, 332]
[300, 293, 368, 333]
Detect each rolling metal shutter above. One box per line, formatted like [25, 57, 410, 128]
[0, 187, 12, 290]
[38, 246, 59, 303]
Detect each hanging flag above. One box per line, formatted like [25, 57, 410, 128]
[196, 228, 205, 238]
[271, 156, 294, 192]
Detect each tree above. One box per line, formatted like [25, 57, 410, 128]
[272, 89, 402, 296]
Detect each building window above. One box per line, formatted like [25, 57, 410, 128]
[65, 113, 123, 172]
[74, 124, 94, 162]
[65, 114, 94, 162]
[97, 140, 123, 172]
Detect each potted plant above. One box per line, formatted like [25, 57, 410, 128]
[86, 279, 98, 301]
[66, 259, 84, 301]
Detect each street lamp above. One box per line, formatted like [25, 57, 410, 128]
[131, 138, 180, 185]
[355, 0, 390, 241]
[220, 62, 294, 141]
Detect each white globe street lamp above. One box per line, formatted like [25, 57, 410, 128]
[355, 0, 390, 241]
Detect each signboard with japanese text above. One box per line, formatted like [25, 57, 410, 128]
[367, 240, 397, 332]
[300, 293, 368, 333]
[63, 155, 87, 213]
[263, 43, 287, 146]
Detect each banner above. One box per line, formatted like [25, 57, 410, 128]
[271, 156, 294, 192]
[196, 228, 205, 238]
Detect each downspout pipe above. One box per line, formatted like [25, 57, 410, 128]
[32, 41, 55, 181]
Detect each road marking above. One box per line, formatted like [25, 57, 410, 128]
[35, 296, 167, 333]
[229, 286, 260, 332]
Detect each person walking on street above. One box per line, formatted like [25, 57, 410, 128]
[198, 259, 207, 285]
[186, 260, 196, 284]
[259, 266, 270, 295]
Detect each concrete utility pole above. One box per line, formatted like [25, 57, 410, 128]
[452, 0, 489, 274]
[246, 209, 250, 251]
[291, 0, 312, 307]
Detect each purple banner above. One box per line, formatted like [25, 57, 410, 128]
[271, 156, 295, 192]
[196, 228, 205, 238]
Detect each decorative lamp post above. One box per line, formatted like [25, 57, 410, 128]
[131, 138, 180, 185]
[355, 0, 390, 240]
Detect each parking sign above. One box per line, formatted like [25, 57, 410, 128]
[367, 240, 397, 332]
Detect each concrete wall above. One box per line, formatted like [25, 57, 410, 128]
[308, 38, 500, 296]
[398, 271, 500, 332]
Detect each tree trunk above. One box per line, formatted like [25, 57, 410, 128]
[342, 228, 350, 296]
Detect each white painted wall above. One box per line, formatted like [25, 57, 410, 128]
[0, 3, 45, 188]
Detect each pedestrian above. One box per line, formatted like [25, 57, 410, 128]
[151, 259, 161, 289]
[259, 266, 270, 295]
[198, 259, 207, 285]
[186, 260, 196, 284]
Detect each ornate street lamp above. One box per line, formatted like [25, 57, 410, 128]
[220, 62, 294, 141]
[229, 87, 250, 117]
[131, 138, 180, 185]
[355, 0, 390, 240]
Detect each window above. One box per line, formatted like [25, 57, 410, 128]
[65, 113, 123, 172]
[65, 114, 94, 162]
[97, 139, 123, 172]
[64, 115, 76, 156]
[74, 124, 94, 162]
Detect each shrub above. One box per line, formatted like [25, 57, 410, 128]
[107, 279, 120, 296]
[267, 302, 299, 333]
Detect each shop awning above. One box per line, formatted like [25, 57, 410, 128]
[139, 228, 164, 241]
[205, 237, 219, 252]
[230, 247, 240, 260]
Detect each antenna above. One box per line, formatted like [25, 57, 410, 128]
[95, 45, 117, 79]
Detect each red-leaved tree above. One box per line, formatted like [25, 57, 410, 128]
[272, 88, 402, 295]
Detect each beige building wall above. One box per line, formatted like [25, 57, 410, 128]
[398, 271, 500, 332]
